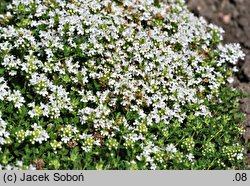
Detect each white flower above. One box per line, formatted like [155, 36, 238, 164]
[236, 153, 243, 160]
[227, 77, 234, 84]
[61, 137, 70, 143]
[35, 130, 49, 144]
[29, 164, 36, 170]
[150, 163, 157, 170]
[7, 90, 25, 108]
[5, 165, 13, 170]
[166, 144, 177, 153]
[0, 137, 5, 145]
[31, 123, 41, 130]
[16, 161, 23, 167]
[187, 153, 194, 162]
[0, 79, 9, 101]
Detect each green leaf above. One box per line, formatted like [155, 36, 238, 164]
[0, 68, 5, 75]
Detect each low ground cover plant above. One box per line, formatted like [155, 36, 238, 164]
[0, 0, 247, 170]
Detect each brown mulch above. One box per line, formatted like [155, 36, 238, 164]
[187, 0, 250, 169]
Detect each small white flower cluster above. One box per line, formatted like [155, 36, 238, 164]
[222, 143, 244, 161]
[27, 123, 50, 144]
[59, 124, 78, 143]
[50, 140, 62, 152]
[217, 43, 245, 66]
[0, 0, 245, 168]
[0, 77, 25, 108]
[136, 141, 161, 170]
[0, 160, 36, 170]
[0, 111, 10, 151]
[15, 123, 49, 144]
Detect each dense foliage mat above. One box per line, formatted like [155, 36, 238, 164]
[0, 0, 247, 169]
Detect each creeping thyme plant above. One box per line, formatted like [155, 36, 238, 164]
[0, 0, 247, 170]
